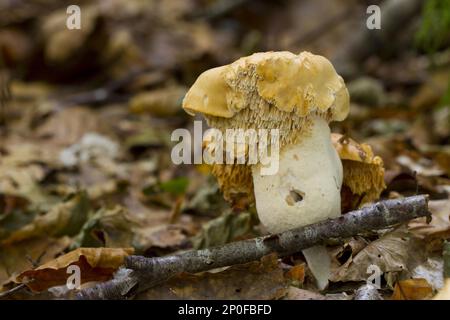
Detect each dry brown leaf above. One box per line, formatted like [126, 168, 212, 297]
[36, 107, 108, 147]
[0, 29, 31, 67]
[391, 278, 433, 300]
[408, 199, 450, 242]
[396, 154, 445, 177]
[41, 5, 99, 64]
[330, 236, 368, 266]
[0, 142, 56, 208]
[284, 287, 327, 300]
[0, 236, 71, 289]
[433, 279, 450, 300]
[285, 263, 306, 285]
[134, 225, 187, 252]
[330, 228, 426, 284]
[129, 85, 187, 117]
[410, 69, 450, 111]
[1, 192, 90, 245]
[137, 254, 287, 300]
[16, 247, 134, 292]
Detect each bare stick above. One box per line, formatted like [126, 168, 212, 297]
[77, 195, 429, 300]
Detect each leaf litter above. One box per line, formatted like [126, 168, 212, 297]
[0, 0, 449, 300]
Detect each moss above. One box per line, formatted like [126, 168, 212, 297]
[416, 0, 450, 54]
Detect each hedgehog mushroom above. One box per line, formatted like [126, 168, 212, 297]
[183, 51, 350, 289]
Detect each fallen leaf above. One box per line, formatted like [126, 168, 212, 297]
[285, 263, 306, 286]
[192, 210, 256, 249]
[2, 191, 91, 245]
[408, 199, 450, 245]
[183, 178, 229, 217]
[433, 279, 450, 300]
[36, 107, 108, 147]
[41, 5, 99, 64]
[391, 278, 433, 300]
[283, 287, 327, 300]
[128, 85, 187, 117]
[134, 224, 189, 255]
[124, 127, 172, 152]
[137, 254, 287, 300]
[331, 236, 368, 266]
[396, 155, 445, 177]
[17, 247, 134, 292]
[72, 205, 137, 249]
[0, 237, 71, 289]
[0, 145, 58, 211]
[330, 227, 426, 285]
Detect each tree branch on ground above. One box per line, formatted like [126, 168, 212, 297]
[77, 195, 430, 300]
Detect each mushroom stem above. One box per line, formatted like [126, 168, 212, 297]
[302, 245, 332, 290]
[252, 116, 343, 233]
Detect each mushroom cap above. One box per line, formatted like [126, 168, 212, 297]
[183, 51, 349, 121]
[183, 51, 350, 205]
[331, 133, 386, 210]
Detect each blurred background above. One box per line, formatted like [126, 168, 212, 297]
[0, 0, 449, 299]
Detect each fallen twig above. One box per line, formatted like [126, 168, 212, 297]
[77, 195, 429, 300]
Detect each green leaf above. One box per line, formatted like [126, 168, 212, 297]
[143, 177, 189, 196]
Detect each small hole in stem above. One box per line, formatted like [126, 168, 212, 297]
[285, 189, 305, 206]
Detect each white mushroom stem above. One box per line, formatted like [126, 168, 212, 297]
[252, 116, 343, 233]
[302, 245, 332, 290]
[252, 116, 343, 289]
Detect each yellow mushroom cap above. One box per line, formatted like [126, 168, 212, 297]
[183, 51, 350, 205]
[331, 133, 386, 210]
[183, 51, 349, 121]
[183, 66, 233, 118]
